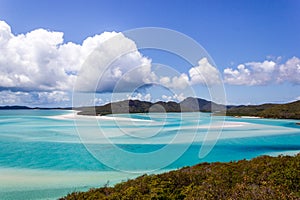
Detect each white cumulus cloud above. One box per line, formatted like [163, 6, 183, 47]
[161, 93, 186, 102]
[127, 93, 152, 102]
[278, 56, 300, 84]
[0, 90, 69, 106]
[0, 20, 152, 93]
[189, 58, 221, 85]
[158, 73, 189, 90]
[224, 60, 276, 85]
[74, 32, 153, 92]
[224, 57, 300, 86]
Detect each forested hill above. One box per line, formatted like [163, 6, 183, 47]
[61, 153, 300, 200]
[76, 97, 225, 116]
[1, 98, 299, 119]
[76, 97, 300, 119]
[226, 100, 300, 119]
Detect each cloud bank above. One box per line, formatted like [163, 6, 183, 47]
[0, 20, 153, 92]
[0, 90, 69, 106]
[224, 57, 300, 85]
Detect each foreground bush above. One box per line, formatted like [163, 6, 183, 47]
[61, 153, 300, 200]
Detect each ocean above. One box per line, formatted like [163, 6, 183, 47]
[0, 110, 299, 199]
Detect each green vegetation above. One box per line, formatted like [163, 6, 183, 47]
[2, 97, 299, 119]
[76, 97, 225, 116]
[226, 100, 300, 119]
[259, 100, 300, 119]
[60, 154, 300, 200]
[76, 97, 300, 119]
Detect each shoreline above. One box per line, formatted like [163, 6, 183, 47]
[49, 111, 300, 131]
[234, 115, 261, 119]
[2, 151, 299, 200]
[60, 153, 300, 199]
[47, 110, 152, 122]
[50, 111, 252, 129]
[46, 110, 300, 130]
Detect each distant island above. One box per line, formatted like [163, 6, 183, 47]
[0, 105, 71, 110]
[1, 97, 300, 119]
[75, 97, 225, 116]
[60, 153, 300, 200]
[75, 97, 300, 120]
[226, 100, 300, 120]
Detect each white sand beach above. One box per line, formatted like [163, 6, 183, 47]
[47, 110, 153, 122]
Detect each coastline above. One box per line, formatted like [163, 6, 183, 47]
[234, 115, 261, 119]
[54, 111, 300, 129]
[51, 111, 251, 129]
[48, 110, 153, 122]
[0, 168, 141, 200]
[60, 153, 300, 199]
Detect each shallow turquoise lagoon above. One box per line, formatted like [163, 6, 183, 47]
[0, 110, 299, 199]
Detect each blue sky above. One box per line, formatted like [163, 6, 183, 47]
[0, 0, 299, 106]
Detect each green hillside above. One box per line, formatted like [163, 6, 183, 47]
[76, 98, 300, 119]
[259, 100, 300, 119]
[60, 154, 300, 200]
[76, 97, 225, 116]
[227, 100, 300, 119]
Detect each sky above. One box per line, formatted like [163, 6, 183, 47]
[0, 0, 299, 107]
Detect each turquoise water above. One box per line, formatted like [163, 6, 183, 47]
[0, 110, 299, 199]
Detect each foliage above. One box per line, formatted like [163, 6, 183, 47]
[77, 98, 300, 119]
[226, 100, 300, 119]
[76, 97, 225, 116]
[259, 100, 300, 119]
[60, 154, 300, 200]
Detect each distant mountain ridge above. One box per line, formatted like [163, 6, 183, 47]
[76, 97, 225, 116]
[0, 105, 32, 110]
[226, 100, 300, 119]
[0, 106, 71, 110]
[76, 97, 300, 119]
[1, 97, 299, 119]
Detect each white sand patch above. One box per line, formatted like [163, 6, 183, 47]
[237, 116, 261, 119]
[46, 110, 77, 120]
[47, 111, 153, 122]
[178, 121, 250, 130]
[0, 168, 137, 192]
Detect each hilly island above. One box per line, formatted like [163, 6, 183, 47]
[2, 97, 299, 120]
[75, 97, 300, 120]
